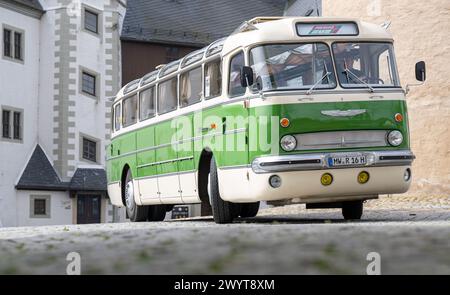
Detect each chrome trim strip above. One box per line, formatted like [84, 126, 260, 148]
[219, 164, 251, 170]
[137, 156, 194, 169]
[135, 170, 197, 181]
[252, 150, 415, 173]
[107, 128, 247, 161]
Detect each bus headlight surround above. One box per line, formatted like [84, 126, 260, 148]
[387, 130, 403, 146]
[280, 135, 297, 152]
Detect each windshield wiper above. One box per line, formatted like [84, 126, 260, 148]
[306, 62, 332, 95]
[343, 63, 375, 93]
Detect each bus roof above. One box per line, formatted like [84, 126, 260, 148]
[115, 16, 393, 102]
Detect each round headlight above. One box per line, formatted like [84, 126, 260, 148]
[280, 135, 297, 151]
[388, 130, 403, 146]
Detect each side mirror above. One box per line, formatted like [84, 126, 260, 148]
[240, 66, 254, 88]
[415, 61, 426, 82]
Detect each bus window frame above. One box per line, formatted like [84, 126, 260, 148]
[122, 93, 138, 128]
[138, 85, 156, 122]
[113, 102, 121, 132]
[331, 41, 402, 90]
[228, 50, 246, 98]
[247, 41, 338, 93]
[179, 65, 203, 108]
[157, 74, 179, 115]
[204, 58, 222, 100]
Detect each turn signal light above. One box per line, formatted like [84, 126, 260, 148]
[394, 113, 403, 122]
[358, 171, 370, 184]
[280, 118, 290, 128]
[321, 173, 333, 186]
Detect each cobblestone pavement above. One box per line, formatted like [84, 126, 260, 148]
[0, 195, 449, 275]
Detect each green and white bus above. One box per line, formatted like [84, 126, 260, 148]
[107, 17, 425, 224]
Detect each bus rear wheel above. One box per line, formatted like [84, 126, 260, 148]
[209, 156, 237, 224]
[124, 169, 148, 222]
[342, 200, 364, 220]
[239, 202, 260, 218]
[148, 205, 167, 221]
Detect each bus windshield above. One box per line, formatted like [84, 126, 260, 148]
[332, 42, 400, 88]
[250, 43, 337, 92]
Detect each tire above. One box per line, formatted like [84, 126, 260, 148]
[124, 169, 148, 222]
[209, 156, 236, 224]
[342, 200, 364, 220]
[148, 205, 167, 221]
[239, 202, 260, 218]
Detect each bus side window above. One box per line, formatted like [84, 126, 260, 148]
[204, 59, 222, 99]
[140, 87, 156, 120]
[122, 94, 137, 127]
[180, 67, 202, 107]
[114, 103, 121, 131]
[228, 51, 246, 97]
[158, 78, 178, 114]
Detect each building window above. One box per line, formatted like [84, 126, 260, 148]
[84, 9, 99, 34]
[82, 137, 97, 162]
[13, 111, 21, 140]
[1, 107, 22, 142]
[82, 71, 96, 97]
[3, 28, 11, 57]
[3, 26, 23, 62]
[166, 47, 179, 63]
[14, 32, 22, 60]
[2, 110, 10, 138]
[30, 195, 51, 219]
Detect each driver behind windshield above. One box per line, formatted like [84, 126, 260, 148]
[334, 43, 366, 84]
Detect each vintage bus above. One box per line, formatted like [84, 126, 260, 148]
[107, 17, 425, 224]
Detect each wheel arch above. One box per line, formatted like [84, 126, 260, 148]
[120, 164, 131, 206]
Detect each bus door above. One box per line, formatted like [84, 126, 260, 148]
[155, 120, 182, 204]
[174, 114, 198, 204]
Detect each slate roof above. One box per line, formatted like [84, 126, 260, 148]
[16, 145, 107, 192]
[69, 168, 107, 192]
[16, 145, 67, 191]
[8, 0, 44, 12]
[122, 0, 288, 46]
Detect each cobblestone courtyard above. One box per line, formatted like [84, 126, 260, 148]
[1, 195, 449, 275]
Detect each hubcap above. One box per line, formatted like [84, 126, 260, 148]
[125, 180, 134, 209]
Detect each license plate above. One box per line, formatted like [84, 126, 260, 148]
[328, 155, 367, 167]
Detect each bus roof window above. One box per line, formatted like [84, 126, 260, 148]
[181, 49, 205, 68]
[123, 79, 140, 94]
[206, 38, 226, 57]
[160, 61, 180, 77]
[141, 71, 159, 86]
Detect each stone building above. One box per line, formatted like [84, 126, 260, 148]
[0, 0, 127, 227]
[322, 0, 450, 197]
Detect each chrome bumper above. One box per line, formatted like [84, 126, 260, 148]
[251, 150, 415, 174]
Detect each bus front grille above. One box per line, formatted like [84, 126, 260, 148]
[294, 130, 389, 150]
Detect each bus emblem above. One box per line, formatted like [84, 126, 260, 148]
[321, 109, 367, 117]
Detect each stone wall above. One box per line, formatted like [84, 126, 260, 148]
[323, 0, 450, 196]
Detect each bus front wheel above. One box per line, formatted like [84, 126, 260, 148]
[239, 202, 260, 218]
[209, 156, 237, 224]
[342, 200, 364, 220]
[124, 169, 148, 222]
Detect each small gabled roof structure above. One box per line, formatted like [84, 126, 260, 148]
[16, 145, 67, 191]
[69, 169, 107, 192]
